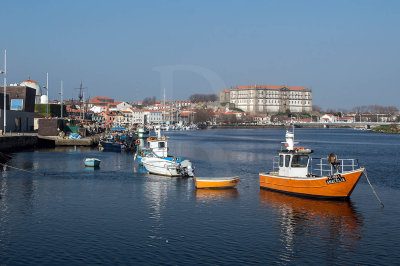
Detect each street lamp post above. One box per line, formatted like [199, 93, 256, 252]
[0, 50, 6, 134]
[46, 73, 49, 118]
[43, 72, 49, 118]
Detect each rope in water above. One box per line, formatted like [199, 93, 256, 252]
[363, 169, 384, 208]
[0, 162, 47, 176]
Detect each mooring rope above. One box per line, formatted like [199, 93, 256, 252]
[0, 162, 47, 176]
[363, 169, 384, 208]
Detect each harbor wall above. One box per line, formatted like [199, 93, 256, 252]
[0, 135, 38, 152]
[0, 110, 34, 133]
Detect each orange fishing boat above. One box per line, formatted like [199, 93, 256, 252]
[194, 177, 240, 189]
[259, 130, 364, 199]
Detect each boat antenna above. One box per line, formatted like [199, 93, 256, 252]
[75, 81, 87, 120]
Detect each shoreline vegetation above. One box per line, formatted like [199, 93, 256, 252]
[371, 125, 400, 134]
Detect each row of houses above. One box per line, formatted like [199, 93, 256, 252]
[320, 113, 398, 123]
[62, 95, 399, 127]
[90, 108, 196, 127]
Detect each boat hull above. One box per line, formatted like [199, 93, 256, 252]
[137, 155, 181, 165]
[100, 141, 124, 151]
[194, 177, 240, 189]
[259, 168, 364, 199]
[142, 158, 180, 176]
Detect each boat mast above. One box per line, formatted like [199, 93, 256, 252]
[59, 80, 63, 118]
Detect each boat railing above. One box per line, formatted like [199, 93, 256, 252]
[272, 156, 279, 173]
[309, 158, 360, 176]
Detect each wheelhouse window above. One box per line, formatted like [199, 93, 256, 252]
[285, 155, 291, 167]
[159, 142, 165, 148]
[291, 155, 309, 167]
[279, 155, 284, 167]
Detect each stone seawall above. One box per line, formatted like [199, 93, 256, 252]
[0, 135, 38, 152]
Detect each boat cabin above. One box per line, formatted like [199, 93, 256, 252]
[146, 126, 168, 157]
[278, 130, 313, 178]
[278, 150, 312, 177]
[147, 136, 168, 157]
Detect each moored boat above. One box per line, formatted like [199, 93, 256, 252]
[84, 158, 101, 167]
[259, 130, 364, 199]
[142, 157, 194, 177]
[135, 126, 181, 164]
[194, 176, 240, 189]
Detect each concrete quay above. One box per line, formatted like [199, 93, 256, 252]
[0, 134, 100, 152]
[37, 135, 100, 147]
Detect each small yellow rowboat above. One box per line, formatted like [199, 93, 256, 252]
[194, 176, 240, 189]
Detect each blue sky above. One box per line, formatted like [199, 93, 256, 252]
[1, 0, 399, 109]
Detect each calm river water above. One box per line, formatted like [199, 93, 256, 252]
[1, 128, 400, 265]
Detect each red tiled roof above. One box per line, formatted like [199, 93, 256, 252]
[92, 96, 113, 100]
[225, 111, 245, 115]
[227, 85, 308, 91]
[247, 114, 268, 118]
[90, 99, 108, 104]
[180, 112, 191, 117]
[23, 79, 38, 84]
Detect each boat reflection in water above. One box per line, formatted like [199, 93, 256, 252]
[195, 188, 239, 202]
[259, 189, 363, 262]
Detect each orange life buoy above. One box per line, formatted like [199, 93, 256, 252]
[135, 139, 140, 145]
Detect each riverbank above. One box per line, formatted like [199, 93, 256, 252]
[211, 124, 354, 129]
[371, 125, 400, 134]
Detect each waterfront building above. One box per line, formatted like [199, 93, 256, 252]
[92, 112, 105, 124]
[90, 105, 106, 113]
[179, 109, 195, 124]
[320, 114, 355, 123]
[0, 85, 36, 132]
[113, 113, 125, 127]
[88, 97, 114, 108]
[247, 114, 271, 125]
[320, 114, 339, 123]
[131, 109, 147, 125]
[147, 110, 163, 124]
[172, 100, 192, 109]
[102, 111, 117, 126]
[108, 101, 132, 112]
[219, 85, 312, 114]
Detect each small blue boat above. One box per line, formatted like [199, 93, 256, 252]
[84, 158, 101, 167]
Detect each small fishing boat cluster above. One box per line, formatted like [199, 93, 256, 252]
[99, 127, 137, 152]
[83, 125, 370, 199]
